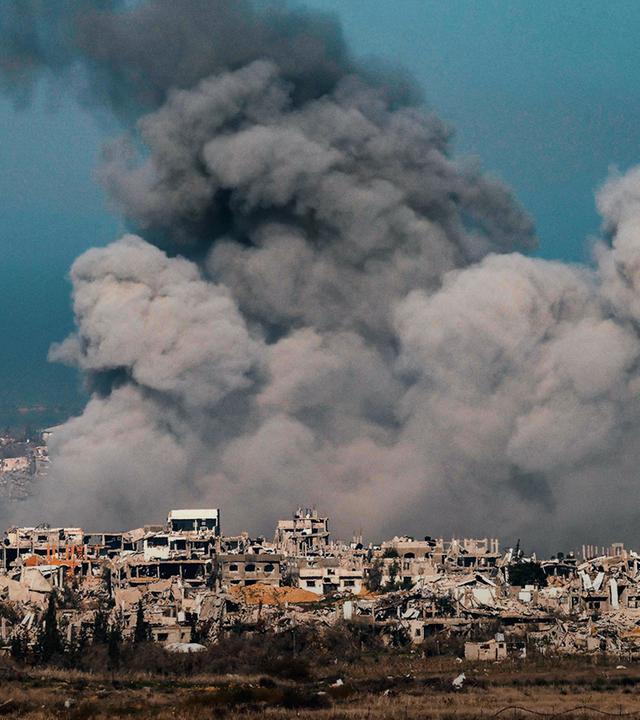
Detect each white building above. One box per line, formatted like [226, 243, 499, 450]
[167, 509, 220, 536]
[297, 565, 363, 595]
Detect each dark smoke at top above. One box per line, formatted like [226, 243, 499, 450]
[0, 1, 417, 119]
[3, 1, 638, 554]
[0, 0, 529, 253]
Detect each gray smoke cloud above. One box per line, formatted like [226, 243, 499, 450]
[4, 0, 638, 551]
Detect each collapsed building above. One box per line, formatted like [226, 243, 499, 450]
[3, 507, 640, 659]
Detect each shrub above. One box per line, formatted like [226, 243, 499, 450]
[36, 592, 63, 664]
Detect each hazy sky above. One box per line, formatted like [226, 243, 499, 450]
[2, 0, 640, 416]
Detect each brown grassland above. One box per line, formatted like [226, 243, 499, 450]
[3, 652, 640, 719]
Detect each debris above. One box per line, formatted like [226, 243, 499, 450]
[452, 673, 465, 689]
[165, 643, 207, 654]
[1, 506, 640, 661]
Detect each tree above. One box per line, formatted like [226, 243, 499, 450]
[108, 617, 122, 670]
[65, 624, 89, 669]
[92, 607, 109, 645]
[102, 565, 113, 601]
[61, 577, 81, 609]
[10, 628, 29, 662]
[134, 600, 149, 644]
[37, 592, 63, 663]
[508, 561, 547, 588]
[435, 594, 456, 617]
[366, 559, 383, 592]
[381, 560, 403, 593]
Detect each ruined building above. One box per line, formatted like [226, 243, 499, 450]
[2, 506, 640, 660]
[274, 507, 330, 556]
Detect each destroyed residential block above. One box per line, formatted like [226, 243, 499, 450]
[465, 638, 508, 661]
[296, 564, 363, 595]
[167, 508, 220, 535]
[219, 553, 282, 589]
[3, 507, 640, 658]
[274, 507, 329, 556]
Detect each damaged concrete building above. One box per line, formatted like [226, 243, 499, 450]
[219, 553, 283, 589]
[3, 507, 640, 660]
[274, 507, 330, 556]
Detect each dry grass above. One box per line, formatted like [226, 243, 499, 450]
[2, 654, 640, 719]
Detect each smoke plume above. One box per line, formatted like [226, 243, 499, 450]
[3, 1, 638, 551]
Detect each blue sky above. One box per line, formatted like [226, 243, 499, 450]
[2, 0, 640, 419]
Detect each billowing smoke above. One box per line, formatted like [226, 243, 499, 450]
[2, 1, 639, 551]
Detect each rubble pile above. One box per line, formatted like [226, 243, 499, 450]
[2, 506, 640, 660]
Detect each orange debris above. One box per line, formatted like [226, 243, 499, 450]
[228, 583, 320, 605]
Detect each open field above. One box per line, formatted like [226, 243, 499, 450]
[3, 655, 640, 719]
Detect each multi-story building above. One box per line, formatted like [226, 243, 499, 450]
[218, 553, 283, 589]
[274, 507, 329, 556]
[167, 508, 220, 535]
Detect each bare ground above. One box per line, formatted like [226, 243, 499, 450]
[2, 655, 640, 719]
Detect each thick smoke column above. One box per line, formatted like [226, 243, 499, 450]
[3, 1, 639, 550]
